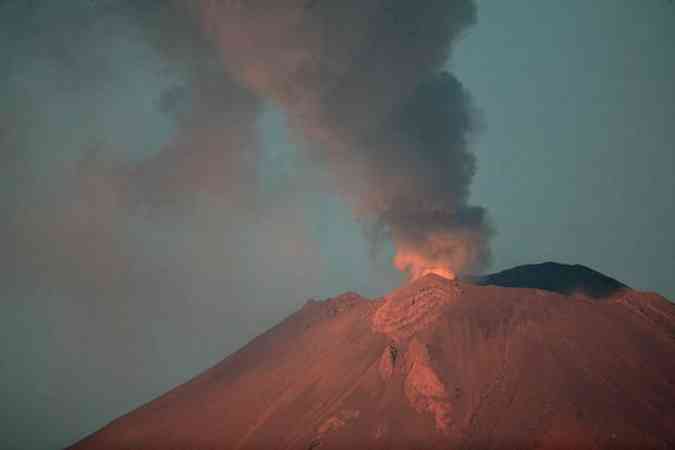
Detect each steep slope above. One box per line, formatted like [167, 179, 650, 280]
[70, 271, 675, 450]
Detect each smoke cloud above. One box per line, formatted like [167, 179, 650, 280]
[79, 1, 263, 210]
[2, 1, 490, 447]
[191, 0, 492, 279]
[74, 0, 491, 279]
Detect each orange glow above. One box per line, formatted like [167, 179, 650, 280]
[394, 249, 457, 281]
[418, 267, 456, 280]
[392, 229, 487, 281]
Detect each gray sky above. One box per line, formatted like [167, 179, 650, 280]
[1, 1, 673, 449]
[456, 1, 675, 298]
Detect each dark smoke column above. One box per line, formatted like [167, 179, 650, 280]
[199, 0, 492, 279]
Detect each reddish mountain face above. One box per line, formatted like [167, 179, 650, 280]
[70, 266, 675, 450]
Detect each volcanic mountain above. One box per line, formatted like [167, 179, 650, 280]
[69, 263, 675, 450]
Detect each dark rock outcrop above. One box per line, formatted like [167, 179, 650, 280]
[473, 262, 628, 299]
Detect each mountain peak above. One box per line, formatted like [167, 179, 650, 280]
[472, 261, 628, 299]
[69, 263, 675, 450]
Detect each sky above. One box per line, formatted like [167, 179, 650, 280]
[1, 1, 674, 449]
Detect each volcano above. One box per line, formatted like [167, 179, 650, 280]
[69, 263, 675, 450]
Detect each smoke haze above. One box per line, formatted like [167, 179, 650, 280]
[0, 2, 395, 448]
[1, 0, 489, 448]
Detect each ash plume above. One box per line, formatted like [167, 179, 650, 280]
[193, 0, 492, 278]
[40, 0, 492, 280]
[1, 1, 493, 446]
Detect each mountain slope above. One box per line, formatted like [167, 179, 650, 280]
[69, 270, 675, 450]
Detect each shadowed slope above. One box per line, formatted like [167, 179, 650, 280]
[474, 262, 628, 299]
[69, 271, 675, 450]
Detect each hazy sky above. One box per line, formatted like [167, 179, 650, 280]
[1, 1, 674, 449]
